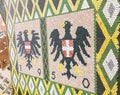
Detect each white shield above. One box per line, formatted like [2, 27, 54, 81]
[24, 41, 31, 54]
[61, 40, 74, 58]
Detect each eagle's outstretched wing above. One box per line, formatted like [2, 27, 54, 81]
[17, 31, 25, 56]
[76, 26, 91, 47]
[31, 30, 40, 58]
[75, 26, 91, 58]
[50, 29, 61, 61]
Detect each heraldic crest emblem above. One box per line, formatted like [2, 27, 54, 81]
[17, 30, 41, 70]
[50, 21, 91, 79]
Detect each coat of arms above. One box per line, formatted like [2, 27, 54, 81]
[50, 21, 91, 79]
[17, 30, 40, 70]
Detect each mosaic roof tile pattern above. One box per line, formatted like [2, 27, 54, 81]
[3, 0, 120, 95]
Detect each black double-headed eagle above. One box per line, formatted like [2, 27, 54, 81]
[17, 30, 40, 70]
[50, 21, 91, 79]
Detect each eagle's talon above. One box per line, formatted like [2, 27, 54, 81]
[73, 63, 78, 67]
[53, 59, 56, 61]
[87, 54, 90, 57]
[83, 63, 87, 66]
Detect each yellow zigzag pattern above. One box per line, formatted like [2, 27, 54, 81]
[3, 0, 118, 94]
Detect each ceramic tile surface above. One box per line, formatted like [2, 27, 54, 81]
[3, 0, 120, 95]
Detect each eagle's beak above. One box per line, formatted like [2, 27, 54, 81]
[60, 22, 65, 28]
[24, 27, 31, 35]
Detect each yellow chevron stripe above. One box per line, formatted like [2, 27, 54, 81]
[56, 84, 65, 95]
[96, 13, 110, 62]
[111, 82, 117, 95]
[77, 90, 83, 95]
[96, 65, 110, 95]
[36, 0, 48, 17]
[67, 0, 80, 11]
[15, 0, 25, 22]
[92, 0, 103, 11]
[43, 80, 51, 91]
[112, 24, 120, 49]
[25, 0, 36, 19]
[49, 0, 63, 14]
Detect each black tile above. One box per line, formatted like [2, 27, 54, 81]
[96, 22, 105, 53]
[52, 0, 60, 9]
[18, 1, 23, 17]
[27, 0, 33, 15]
[71, 0, 77, 5]
[38, 0, 46, 12]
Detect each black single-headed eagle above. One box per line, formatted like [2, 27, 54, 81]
[50, 21, 91, 79]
